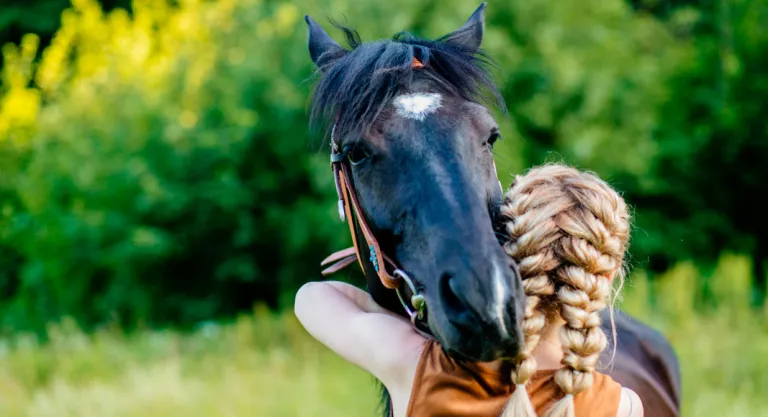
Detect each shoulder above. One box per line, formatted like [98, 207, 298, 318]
[617, 387, 644, 417]
[575, 373, 639, 416]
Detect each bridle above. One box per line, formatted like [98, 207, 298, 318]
[320, 127, 430, 335]
[319, 59, 431, 336]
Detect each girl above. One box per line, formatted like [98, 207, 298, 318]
[295, 163, 643, 416]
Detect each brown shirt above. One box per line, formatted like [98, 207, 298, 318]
[406, 340, 622, 417]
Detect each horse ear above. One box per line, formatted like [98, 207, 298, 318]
[439, 2, 486, 53]
[305, 15, 346, 69]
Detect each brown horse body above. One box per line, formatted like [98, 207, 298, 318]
[599, 309, 681, 416]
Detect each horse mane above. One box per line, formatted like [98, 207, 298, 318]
[308, 22, 507, 144]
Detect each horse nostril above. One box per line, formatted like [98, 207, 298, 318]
[439, 272, 468, 316]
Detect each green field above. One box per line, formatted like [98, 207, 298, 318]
[0, 254, 765, 417]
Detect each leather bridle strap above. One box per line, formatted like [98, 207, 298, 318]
[328, 151, 400, 289]
[320, 56, 429, 329]
[321, 136, 428, 330]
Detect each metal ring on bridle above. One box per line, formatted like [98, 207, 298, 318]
[393, 269, 426, 324]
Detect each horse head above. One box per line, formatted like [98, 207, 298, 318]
[306, 3, 525, 362]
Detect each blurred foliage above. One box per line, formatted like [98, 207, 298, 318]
[0, 0, 350, 332]
[486, 0, 768, 307]
[0, 0, 131, 68]
[0, 0, 766, 333]
[0, 255, 765, 416]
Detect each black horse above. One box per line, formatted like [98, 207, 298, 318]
[305, 3, 681, 416]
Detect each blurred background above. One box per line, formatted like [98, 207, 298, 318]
[0, 0, 766, 415]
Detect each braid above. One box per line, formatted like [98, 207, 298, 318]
[496, 164, 630, 417]
[498, 172, 565, 417]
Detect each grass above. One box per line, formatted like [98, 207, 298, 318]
[0, 308, 379, 417]
[618, 254, 768, 416]
[0, 254, 766, 417]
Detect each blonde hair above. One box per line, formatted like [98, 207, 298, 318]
[498, 164, 630, 417]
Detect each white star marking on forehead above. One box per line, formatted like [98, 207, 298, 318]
[393, 93, 442, 121]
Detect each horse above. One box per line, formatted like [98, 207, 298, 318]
[304, 3, 681, 416]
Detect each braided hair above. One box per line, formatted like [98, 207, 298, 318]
[498, 164, 630, 417]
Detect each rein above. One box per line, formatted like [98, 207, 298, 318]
[320, 56, 430, 335]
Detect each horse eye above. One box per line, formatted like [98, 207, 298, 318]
[487, 130, 502, 148]
[347, 144, 371, 165]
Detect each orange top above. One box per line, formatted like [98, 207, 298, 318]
[406, 340, 622, 417]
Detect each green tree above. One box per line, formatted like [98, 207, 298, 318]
[488, 0, 768, 307]
[0, 0, 131, 68]
[1, 0, 766, 335]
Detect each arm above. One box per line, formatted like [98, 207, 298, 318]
[617, 388, 644, 417]
[294, 280, 426, 385]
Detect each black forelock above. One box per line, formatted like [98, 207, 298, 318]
[308, 23, 506, 146]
